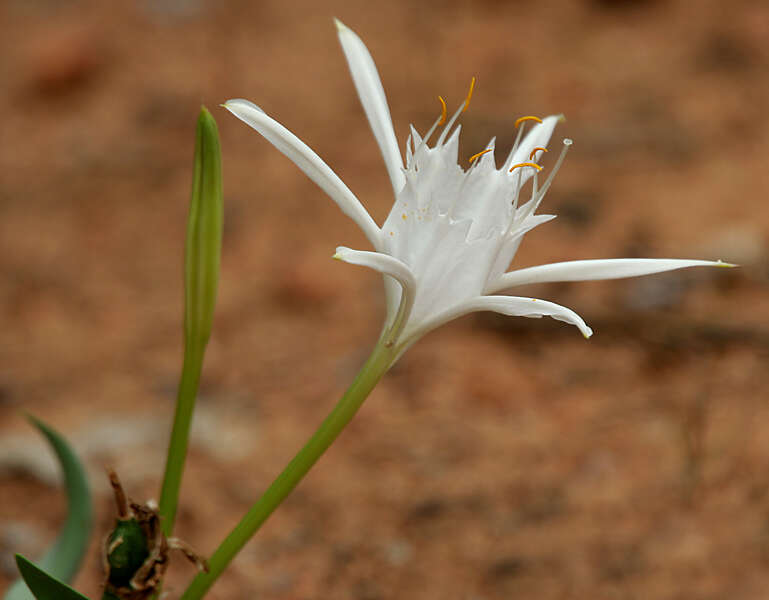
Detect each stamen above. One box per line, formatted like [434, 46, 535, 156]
[437, 77, 476, 147]
[509, 162, 543, 173]
[517, 138, 573, 221]
[462, 76, 476, 113]
[413, 118, 442, 159]
[437, 96, 447, 125]
[505, 118, 544, 170]
[404, 132, 413, 167]
[505, 123, 527, 168]
[510, 163, 524, 212]
[468, 148, 494, 163]
[436, 104, 464, 147]
[411, 92, 456, 160]
[514, 115, 543, 129]
[529, 147, 548, 160]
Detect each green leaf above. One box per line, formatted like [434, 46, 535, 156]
[13, 555, 90, 600]
[158, 106, 224, 536]
[184, 105, 224, 348]
[4, 417, 93, 600]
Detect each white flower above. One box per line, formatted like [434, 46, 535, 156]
[223, 20, 728, 354]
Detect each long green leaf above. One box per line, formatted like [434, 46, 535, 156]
[183, 106, 223, 352]
[158, 106, 224, 536]
[5, 417, 93, 600]
[13, 556, 90, 600]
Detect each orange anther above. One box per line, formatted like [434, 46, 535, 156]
[437, 96, 447, 125]
[468, 148, 494, 163]
[514, 115, 543, 128]
[462, 76, 476, 113]
[509, 162, 543, 173]
[529, 147, 548, 160]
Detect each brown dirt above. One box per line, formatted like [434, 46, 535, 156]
[1, 0, 769, 599]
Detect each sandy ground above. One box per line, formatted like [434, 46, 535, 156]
[1, 0, 769, 598]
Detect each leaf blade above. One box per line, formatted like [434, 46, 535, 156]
[158, 106, 224, 536]
[13, 556, 91, 600]
[4, 417, 93, 600]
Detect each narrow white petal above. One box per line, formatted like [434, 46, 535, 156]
[407, 295, 593, 342]
[335, 19, 406, 195]
[487, 258, 732, 293]
[223, 99, 382, 250]
[333, 246, 417, 343]
[333, 246, 415, 287]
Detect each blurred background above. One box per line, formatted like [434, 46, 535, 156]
[1, 0, 768, 598]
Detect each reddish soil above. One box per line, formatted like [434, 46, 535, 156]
[1, 1, 769, 599]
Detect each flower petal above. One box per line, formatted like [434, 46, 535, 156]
[333, 246, 417, 344]
[487, 258, 733, 293]
[333, 246, 415, 287]
[223, 99, 382, 250]
[486, 214, 557, 283]
[335, 19, 406, 196]
[405, 295, 593, 343]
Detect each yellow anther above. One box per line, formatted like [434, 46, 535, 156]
[514, 115, 543, 129]
[437, 96, 447, 125]
[529, 147, 548, 160]
[462, 76, 476, 113]
[509, 162, 543, 173]
[468, 148, 494, 163]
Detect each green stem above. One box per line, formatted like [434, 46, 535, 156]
[158, 343, 205, 536]
[180, 339, 397, 600]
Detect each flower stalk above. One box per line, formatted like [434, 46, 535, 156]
[180, 337, 398, 600]
[158, 107, 224, 537]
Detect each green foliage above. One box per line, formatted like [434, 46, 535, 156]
[184, 105, 224, 349]
[158, 106, 224, 537]
[13, 556, 90, 600]
[5, 417, 93, 600]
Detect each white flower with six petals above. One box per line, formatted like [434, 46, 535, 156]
[224, 20, 727, 355]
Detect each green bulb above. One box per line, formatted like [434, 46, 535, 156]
[105, 519, 149, 586]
